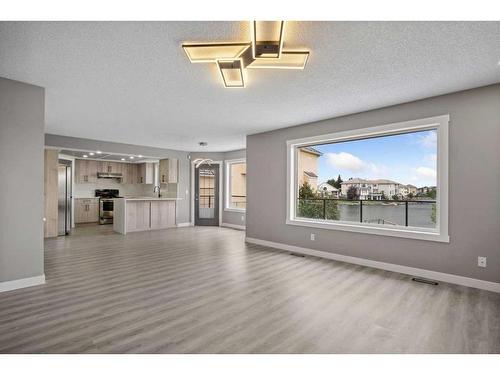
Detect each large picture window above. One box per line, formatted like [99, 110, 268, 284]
[286, 115, 449, 242]
[225, 159, 246, 211]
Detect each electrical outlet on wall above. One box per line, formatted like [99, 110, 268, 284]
[310, 233, 316, 241]
[478, 257, 487, 268]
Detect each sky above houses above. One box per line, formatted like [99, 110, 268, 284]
[313, 129, 437, 188]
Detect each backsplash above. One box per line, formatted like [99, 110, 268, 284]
[74, 179, 177, 198]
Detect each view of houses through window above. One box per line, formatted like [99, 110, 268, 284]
[296, 129, 438, 228]
[227, 160, 246, 210]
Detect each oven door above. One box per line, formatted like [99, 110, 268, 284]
[99, 199, 114, 224]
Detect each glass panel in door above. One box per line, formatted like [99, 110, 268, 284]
[195, 164, 219, 226]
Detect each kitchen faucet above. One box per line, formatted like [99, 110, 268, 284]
[153, 185, 161, 198]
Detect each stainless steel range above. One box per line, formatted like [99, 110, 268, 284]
[96, 189, 120, 225]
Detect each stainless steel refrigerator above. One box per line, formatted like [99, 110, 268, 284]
[58, 161, 72, 236]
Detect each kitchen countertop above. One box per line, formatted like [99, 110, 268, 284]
[117, 197, 182, 201]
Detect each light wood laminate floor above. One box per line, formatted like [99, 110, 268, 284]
[1, 224, 499, 353]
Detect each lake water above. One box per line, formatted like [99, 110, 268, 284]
[299, 200, 436, 229]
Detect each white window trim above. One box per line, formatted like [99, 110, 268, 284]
[225, 158, 246, 212]
[286, 114, 449, 243]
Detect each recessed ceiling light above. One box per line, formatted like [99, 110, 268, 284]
[121, 158, 125, 161]
[138, 155, 143, 158]
[83, 155, 88, 158]
[96, 151, 102, 154]
[89, 152, 94, 156]
[129, 156, 134, 159]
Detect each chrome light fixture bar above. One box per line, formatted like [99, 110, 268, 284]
[251, 21, 285, 59]
[216, 59, 245, 88]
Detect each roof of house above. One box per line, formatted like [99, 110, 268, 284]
[304, 171, 318, 178]
[406, 184, 417, 188]
[341, 178, 400, 185]
[300, 146, 323, 156]
[318, 182, 339, 191]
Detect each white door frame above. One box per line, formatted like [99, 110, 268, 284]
[190, 160, 223, 226]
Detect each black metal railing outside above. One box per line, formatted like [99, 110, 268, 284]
[297, 198, 436, 227]
[199, 195, 214, 208]
[231, 195, 246, 208]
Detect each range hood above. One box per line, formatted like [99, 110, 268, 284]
[97, 172, 123, 179]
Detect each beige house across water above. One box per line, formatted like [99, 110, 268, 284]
[297, 147, 322, 191]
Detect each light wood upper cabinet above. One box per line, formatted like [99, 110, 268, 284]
[75, 159, 97, 183]
[159, 158, 178, 184]
[98, 161, 122, 174]
[123, 163, 138, 184]
[137, 163, 154, 184]
[75, 198, 99, 223]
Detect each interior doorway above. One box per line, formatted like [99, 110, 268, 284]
[194, 163, 220, 226]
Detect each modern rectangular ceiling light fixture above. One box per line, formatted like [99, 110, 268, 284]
[182, 43, 250, 63]
[251, 21, 285, 59]
[247, 51, 310, 70]
[216, 59, 245, 88]
[182, 21, 309, 88]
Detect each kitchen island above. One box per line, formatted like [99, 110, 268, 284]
[113, 197, 181, 234]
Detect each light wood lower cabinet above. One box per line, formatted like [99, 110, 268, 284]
[115, 199, 177, 234]
[126, 201, 151, 232]
[75, 198, 99, 224]
[150, 200, 176, 229]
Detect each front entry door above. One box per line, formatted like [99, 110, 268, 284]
[195, 164, 219, 226]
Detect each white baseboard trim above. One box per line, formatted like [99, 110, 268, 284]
[221, 223, 246, 231]
[0, 274, 46, 293]
[245, 237, 500, 294]
[176, 222, 193, 227]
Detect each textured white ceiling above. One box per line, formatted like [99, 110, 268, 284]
[1, 21, 499, 151]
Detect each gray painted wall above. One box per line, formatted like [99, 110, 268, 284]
[0, 77, 45, 282]
[191, 149, 247, 227]
[45, 134, 192, 224]
[247, 84, 500, 283]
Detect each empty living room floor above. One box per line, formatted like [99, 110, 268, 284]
[0, 225, 499, 354]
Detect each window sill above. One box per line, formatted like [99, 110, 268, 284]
[224, 207, 246, 213]
[286, 217, 449, 243]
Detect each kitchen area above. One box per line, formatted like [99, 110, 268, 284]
[44, 148, 182, 238]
